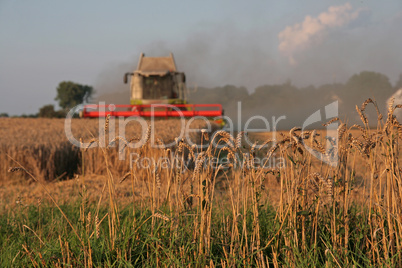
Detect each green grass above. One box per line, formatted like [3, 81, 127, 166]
[0, 198, 383, 267]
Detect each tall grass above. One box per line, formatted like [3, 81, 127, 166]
[2, 98, 402, 266]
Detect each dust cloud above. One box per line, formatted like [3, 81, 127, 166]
[94, 3, 402, 130]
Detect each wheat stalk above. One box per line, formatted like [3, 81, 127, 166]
[235, 131, 244, 149]
[140, 124, 152, 151]
[153, 212, 171, 221]
[95, 215, 100, 239]
[104, 114, 110, 134]
[8, 167, 27, 173]
[323, 117, 340, 127]
[84, 138, 99, 151]
[356, 105, 368, 125]
[338, 123, 347, 140]
[119, 172, 131, 183]
[201, 129, 210, 141]
[193, 152, 205, 179]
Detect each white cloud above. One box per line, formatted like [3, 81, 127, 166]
[278, 3, 361, 65]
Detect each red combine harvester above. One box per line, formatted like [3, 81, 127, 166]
[82, 53, 223, 119]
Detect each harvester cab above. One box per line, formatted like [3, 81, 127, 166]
[82, 53, 223, 119]
[124, 53, 187, 105]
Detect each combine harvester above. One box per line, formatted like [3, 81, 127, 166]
[82, 53, 223, 120]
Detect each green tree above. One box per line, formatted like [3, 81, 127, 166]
[55, 81, 93, 109]
[38, 104, 65, 118]
[340, 71, 393, 123]
[20, 113, 38, 118]
[345, 71, 393, 100]
[39, 104, 55, 118]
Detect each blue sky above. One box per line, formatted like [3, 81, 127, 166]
[1, 1, 401, 115]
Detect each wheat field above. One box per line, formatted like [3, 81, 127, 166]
[0, 118, 218, 182]
[1, 99, 402, 266]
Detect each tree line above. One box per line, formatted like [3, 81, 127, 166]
[189, 71, 402, 129]
[2, 71, 401, 124]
